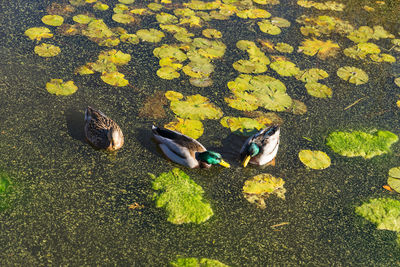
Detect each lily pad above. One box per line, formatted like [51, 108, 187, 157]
[202, 28, 222, 38]
[298, 150, 331, 169]
[395, 77, 400, 88]
[165, 90, 183, 101]
[170, 257, 229, 267]
[150, 168, 213, 224]
[275, 42, 294, 53]
[355, 198, 400, 244]
[137, 29, 165, 42]
[298, 38, 340, 59]
[270, 60, 300, 77]
[164, 118, 204, 139]
[93, 2, 109, 11]
[326, 130, 398, 159]
[112, 13, 135, 24]
[337, 66, 369, 85]
[189, 77, 213, 87]
[388, 167, 400, 193]
[258, 20, 281, 35]
[157, 66, 180, 80]
[305, 82, 332, 98]
[34, 43, 61, 57]
[82, 19, 114, 39]
[296, 68, 329, 83]
[46, 79, 78, 96]
[25, 27, 53, 41]
[154, 45, 187, 62]
[120, 33, 139, 44]
[233, 59, 268, 74]
[170, 94, 223, 120]
[156, 13, 178, 24]
[73, 14, 94, 24]
[100, 72, 129, 86]
[41, 15, 64, 26]
[220, 116, 265, 136]
[243, 173, 286, 209]
[98, 49, 131, 65]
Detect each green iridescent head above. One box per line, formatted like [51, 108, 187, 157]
[248, 143, 260, 157]
[197, 151, 230, 167]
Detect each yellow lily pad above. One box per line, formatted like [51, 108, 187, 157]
[41, 15, 64, 26]
[153, 45, 187, 62]
[275, 42, 294, 53]
[46, 79, 78, 96]
[299, 150, 331, 170]
[159, 57, 183, 70]
[190, 77, 213, 87]
[395, 77, 400, 88]
[184, 0, 221, 10]
[237, 9, 271, 19]
[137, 29, 165, 42]
[75, 65, 95, 75]
[98, 49, 131, 65]
[164, 118, 204, 139]
[165, 91, 184, 101]
[72, 14, 94, 24]
[120, 33, 139, 44]
[119, 0, 135, 4]
[25, 27, 53, 41]
[370, 53, 396, 63]
[114, 4, 129, 14]
[258, 20, 281, 35]
[233, 60, 268, 74]
[148, 3, 163, 11]
[220, 116, 265, 136]
[298, 38, 340, 59]
[337, 66, 369, 85]
[112, 13, 135, 24]
[243, 173, 286, 209]
[157, 66, 180, 80]
[295, 68, 329, 82]
[271, 17, 291, 28]
[270, 60, 300, 77]
[202, 29, 222, 38]
[93, 2, 109, 11]
[156, 13, 178, 24]
[305, 82, 332, 98]
[388, 167, 400, 193]
[100, 72, 129, 86]
[347, 26, 373, 43]
[82, 19, 113, 39]
[34, 43, 61, 57]
[224, 94, 259, 112]
[169, 94, 223, 120]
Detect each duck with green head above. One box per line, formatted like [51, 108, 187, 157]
[240, 125, 280, 167]
[152, 125, 230, 169]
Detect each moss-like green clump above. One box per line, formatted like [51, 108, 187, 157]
[355, 198, 400, 244]
[150, 168, 213, 224]
[169, 257, 229, 267]
[0, 171, 12, 211]
[326, 130, 398, 159]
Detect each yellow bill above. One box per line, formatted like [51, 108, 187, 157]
[219, 159, 230, 168]
[242, 155, 251, 167]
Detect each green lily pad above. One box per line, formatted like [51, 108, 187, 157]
[220, 116, 264, 136]
[170, 94, 223, 120]
[34, 43, 61, 57]
[119, 0, 135, 4]
[82, 19, 113, 39]
[120, 33, 139, 44]
[41, 15, 64, 26]
[202, 28, 222, 38]
[233, 59, 268, 73]
[370, 53, 396, 63]
[326, 130, 398, 159]
[296, 68, 329, 83]
[93, 2, 109, 11]
[100, 72, 129, 86]
[170, 257, 229, 267]
[46, 79, 78, 96]
[388, 167, 400, 193]
[0, 170, 13, 211]
[112, 13, 135, 24]
[72, 14, 94, 24]
[157, 66, 180, 80]
[275, 42, 294, 53]
[98, 49, 131, 65]
[156, 12, 178, 24]
[355, 198, 400, 244]
[75, 65, 95, 75]
[270, 60, 300, 77]
[148, 3, 163, 11]
[236, 9, 271, 19]
[347, 26, 374, 43]
[224, 94, 259, 112]
[137, 29, 165, 42]
[371, 25, 395, 40]
[164, 118, 204, 139]
[337, 66, 369, 85]
[271, 17, 291, 27]
[298, 150, 331, 169]
[243, 173, 286, 209]
[113, 3, 129, 14]
[150, 168, 213, 224]
[258, 20, 281, 35]
[25, 27, 53, 41]
[153, 44, 187, 62]
[305, 82, 332, 98]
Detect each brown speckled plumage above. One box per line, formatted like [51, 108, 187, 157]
[84, 106, 124, 151]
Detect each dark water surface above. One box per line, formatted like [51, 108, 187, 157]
[1, 0, 400, 265]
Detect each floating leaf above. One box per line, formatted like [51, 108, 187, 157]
[243, 173, 286, 209]
[356, 198, 400, 243]
[258, 20, 281, 35]
[72, 14, 93, 24]
[82, 19, 114, 39]
[112, 13, 135, 24]
[275, 42, 294, 53]
[169, 94, 223, 120]
[153, 44, 187, 62]
[164, 118, 204, 139]
[148, 3, 163, 11]
[347, 26, 373, 43]
[93, 2, 109, 11]
[119, 0, 135, 4]
[233, 60, 268, 74]
[41, 15, 64, 26]
[337, 66, 368, 85]
[98, 49, 131, 65]
[157, 66, 180, 80]
[189, 77, 213, 87]
[296, 68, 329, 82]
[299, 150, 331, 169]
[237, 9, 271, 19]
[202, 28, 222, 38]
[165, 90, 183, 101]
[326, 130, 398, 159]
[46, 79, 78, 96]
[156, 12, 178, 24]
[137, 29, 165, 42]
[170, 257, 229, 267]
[395, 77, 400, 88]
[150, 168, 213, 224]
[120, 33, 139, 44]
[270, 60, 300, 76]
[388, 167, 400, 193]
[25, 27, 53, 41]
[34, 43, 61, 57]
[100, 72, 129, 86]
[220, 116, 264, 136]
[305, 82, 332, 98]
[271, 17, 291, 27]
[298, 38, 340, 59]
[159, 57, 183, 70]
[370, 53, 396, 63]
[75, 65, 95, 75]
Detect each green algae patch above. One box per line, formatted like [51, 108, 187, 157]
[46, 79, 78, 96]
[150, 168, 213, 224]
[326, 130, 398, 159]
[243, 173, 286, 209]
[170, 257, 229, 267]
[0, 171, 12, 211]
[355, 198, 400, 244]
[299, 150, 331, 170]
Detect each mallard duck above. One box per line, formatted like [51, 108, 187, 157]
[152, 125, 230, 169]
[84, 106, 124, 151]
[240, 125, 280, 167]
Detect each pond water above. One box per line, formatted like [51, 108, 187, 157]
[1, 0, 400, 265]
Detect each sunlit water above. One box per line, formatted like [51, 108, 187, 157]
[1, 0, 400, 265]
